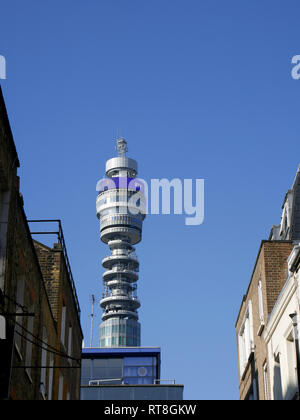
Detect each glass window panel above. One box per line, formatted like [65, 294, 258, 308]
[82, 359, 92, 368]
[123, 377, 153, 385]
[124, 366, 154, 377]
[124, 377, 138, 385]
[124, 356, 154, 366]
[93, 359, 107, 368]
[107, 358, 123, 367]
[93, 366, 122, 380]
[124, 366, 138, 377]
[137, 376, 153, 385]
[110, 193, 117, 202]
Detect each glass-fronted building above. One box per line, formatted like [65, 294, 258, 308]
[81, 347, 159, 386]
[80, 347, 184, 400]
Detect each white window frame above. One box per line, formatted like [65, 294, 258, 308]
[284, 329, 298, 399]
[257, 279, 265, 335]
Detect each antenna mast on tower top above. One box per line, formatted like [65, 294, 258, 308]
[116, 137, 128, 156]
[90, 294, 95, 348]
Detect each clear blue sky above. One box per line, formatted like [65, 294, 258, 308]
[1, 0, 300, 400]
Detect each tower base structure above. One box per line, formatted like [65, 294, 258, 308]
[99, 318, 141, 347]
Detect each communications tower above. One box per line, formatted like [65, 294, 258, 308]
[96, 138, 146, 347]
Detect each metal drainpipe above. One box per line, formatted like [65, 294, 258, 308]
[289, 313, 300, 399]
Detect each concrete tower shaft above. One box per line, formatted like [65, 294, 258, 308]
[96, 138, 146, 347]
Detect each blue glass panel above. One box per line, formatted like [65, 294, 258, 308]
[124, 366, 154, 377]
[123, 377, 153, 385]
[123, 356, 154, 366]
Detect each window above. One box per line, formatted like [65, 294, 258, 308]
[238, 301, 254, 375]
[245, 378, 258, 400]
[257, 280, 264, 335]
[58, 374, 64, 400]
[273, 352, 283, 400]
[263, 362, 269, 400]
[285, 331, 298, 398]
[60, 304, 66, 346]
[123, 356, 157, 385]
[40, 327, 47, 399]
[48, 354, 54, 400]
[92, 358, 123, 381]
[25, 305, 34, 381]
[279, 199, 291, 239]
[67, 325, 72, 358]
[14, 275, 25, 355]
[100, 209, 110, 219]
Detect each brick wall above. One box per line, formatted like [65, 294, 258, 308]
[263, 242, 293, 313]
[236, 240, 293, 400]
[34, 240, 83, 400]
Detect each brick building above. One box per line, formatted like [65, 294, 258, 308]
[0, 86, 83, 400]
[263, 243, 300, 400]
[235, 166, 300, 400]
[33, 225, 83, 400]
[235, 240, 293, 399]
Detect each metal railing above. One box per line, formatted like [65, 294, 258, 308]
[154, 379, 176, 385]
[27, 219, 81, 318]
[89, 378, 123, 385]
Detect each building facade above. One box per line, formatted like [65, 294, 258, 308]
[80, 347, 183, 400]
[235, 240, 293, 399]
[32, 223, 83, 400]
[0, 86, 82, 400]
[235, 165, 300, 400]
[263, 243, 300, 400]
